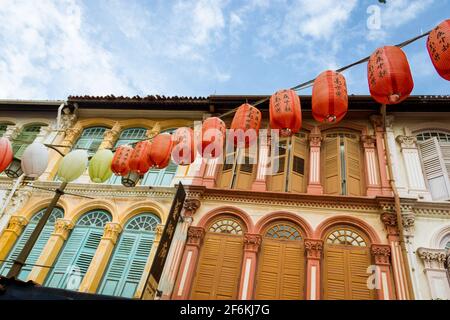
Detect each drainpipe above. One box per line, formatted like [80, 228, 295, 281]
[381, 104, 415, 300]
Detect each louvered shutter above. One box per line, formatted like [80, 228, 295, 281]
[218, 149, 236, 189]
[440, 142, 450, 180]
[418, 138, 450, 200]
[323, 138, 340, 195]
[344, 137, 363, 196]
[348, 248, 374, 300]
[290, 136, 307, 193]
[268, 139, 288, 192]
[191, 233, 243, 300]
[235, 149, 256, 190]
[99, 232, 154, 298]
[255, 239, 304, 300]
[323, 246, 346, 300]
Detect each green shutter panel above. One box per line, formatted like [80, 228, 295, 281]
[0, 225, 34, 278]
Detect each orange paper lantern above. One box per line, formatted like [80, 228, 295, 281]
[367, 46, 414, 105]
[200, 117, 226, 159]
[230, 103, 261, 147]
[149, 133, 173, 169]
[312, 70, 348, 124]
[111, 145, 133, 176]
[172, 127, 195, 165]
[129, 140, 153, 175]
[0, 137, 13, 173]
[427, 19, 450, 81]
[269, 89, 302, 137]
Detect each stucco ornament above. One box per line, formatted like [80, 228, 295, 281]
[417, 248, 447, 270]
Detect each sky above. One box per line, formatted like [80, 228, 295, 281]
[0, 0, 448, 100]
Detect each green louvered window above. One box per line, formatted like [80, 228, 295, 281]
[141, 129, 177, 187]
[98, 213, 160, 298]
[72, 127, 107, 156]
[44, 210, 111, 291]
[12, 125, 44, 159]
[0, 124, 7, 137]
[109, 128, 147, 185]
[0, 207, 64, 281]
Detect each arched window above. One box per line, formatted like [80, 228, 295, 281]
[109, 128, 147, 185]
[267, 131, 308, 194]
[323, 226, 375, 300]
[416, 130, 450, 200]
[256, 221, 305, 300]
[0, 123, 8, 137]
[98, 213, 160, 298]
[45, 209, 111, 290]
[322, 130, 364, 196]
[440, 234, 450, 250]
[12, 124, 45, 159]
[191, 215, 246, 299]
[73, 127, 107, 156]
[0, 207, 64, 280]
[141, 129, 177, 187]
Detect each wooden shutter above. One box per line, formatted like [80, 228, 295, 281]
[235, 149, 256, 190]
[418, 138, 450, 200]
[323, 138, 340, 195]
[191, 233, 243, 300]
[99, 232, 154, 298]
[255, 239, 304, 300]
[344, 137, 363, 196]
[323, 245, 374, 300]
[268, 139, 288, 192]
[289, 136, 308, 193]
[217, 149, 236, 189]
[439, 142, 450, 180]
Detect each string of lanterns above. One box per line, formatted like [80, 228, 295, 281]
[0, 19, 448, 187]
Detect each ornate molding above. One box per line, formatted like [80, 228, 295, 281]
[370, 115, 384, 130]
[243, 233, 262, 253]
[384, 116, 395, 130]
[60, 109, 78, 130]
[380, 212, 399, 236]
[147, 122, 161, 139]
[53, 219, 74, 240]
[309, 134, 322, 147]
[3, 125, 20, 140]
[155, 224, 164, 241]
[183, 198, 201, 217]
[371, 244, 391, 265]
[5, 189, 32, 216]
[187, 226, 205, 247]
[305, 239, 323, 260]
[396, 135, 417, 149]
[102, 222, 122, 244]
[6, 216, 28, 235]
[63, 123, 83, 145]
[100, 122, 121, 150]
[361, 135, 376, 148]
[417, 248, 447, 270]
[401, 212, 415, 235]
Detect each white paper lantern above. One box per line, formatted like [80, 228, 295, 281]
[21, 143, 49, 178]
[58, 149, 88, 183]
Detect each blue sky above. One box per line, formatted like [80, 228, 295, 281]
[0, 0, 448, 99]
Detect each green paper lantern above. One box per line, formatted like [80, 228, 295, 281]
[89, 149, 113, 183]
[58, 149, 88, 182]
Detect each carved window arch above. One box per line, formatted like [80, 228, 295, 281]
[326, 227, 367, 247]
[208, 216, 245, 235]
[77, 209, 112, 227]
[30, 207, 64, 224]
[115, 127, 147, 147]
[264, 221, 302, 240]
[440, 234, 450, 250]
[125, 213, 160, 231]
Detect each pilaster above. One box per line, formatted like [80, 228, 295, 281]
[238, 233, 262, 300]
[305, 239, 323, 300]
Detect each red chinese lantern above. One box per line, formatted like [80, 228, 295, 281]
[128, 140, 153, 175]
[230, 103, 261, 147]
[312, 70, 348, 124]
[427, 19, 450, 81]
[172, 127, 195, 165]
[200, 117, 226, 158]
[111, 145, 133, 176]
[269, 89, 302, 137]
[0, 137, 13, 173]
[367, 46, 414, 105]
[149, 133, 173, 169]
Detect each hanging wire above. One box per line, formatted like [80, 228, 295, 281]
[23, 184, 95, 199]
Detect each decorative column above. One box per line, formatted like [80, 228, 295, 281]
[79, 222, 122, 293]
[371, 244, 395, 300]
[202, 158, 220, 188]
[238, 233, 262, 300]
[99, 122, 121, 150]
[417, 248, 450, 300]
[252, 134, 269, 192]
[27, 219, 74, 284]
[362, 135, 382, 196]
[305, 239, 323, 300]
[370, 116, 392, 196]
[62, 122, 83, 148]
[385, 116, 408, 196]
[158, 198, 201, 299]
[3, 125, 20, 141]
[172, 226, 205, 300]
[380, 212, 410, 300]
[0, 216, 28, 263]
[307, 130, 323, 195]
[134, 224, 164, 298]
[396, 135, 431, 200]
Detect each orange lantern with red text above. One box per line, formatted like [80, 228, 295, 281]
[149, 133, 173, 169]
[111, 145, 133, 176]
[427, 19, 450, 81]
[230, 103, 261, 148]
[312, 70, 348, 124]
[269, 89, 302, 137]
[367, 46, 414, 105]
[128, 140, 153, 175]
[0, 137, 13, 173]
[200, 117, 226, 159]
[172, 127, 195, 165]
